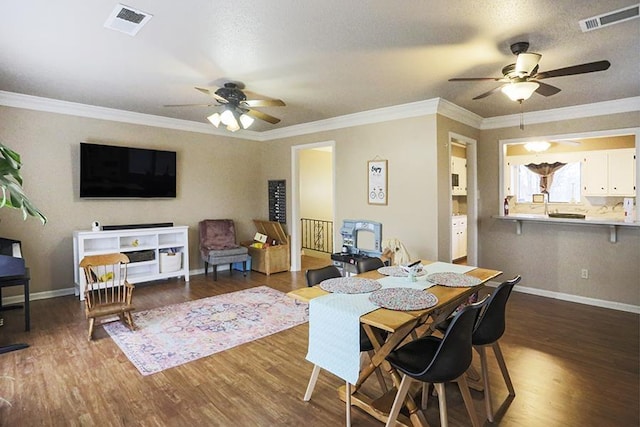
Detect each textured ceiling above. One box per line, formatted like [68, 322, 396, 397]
[1, 1, 638, 132]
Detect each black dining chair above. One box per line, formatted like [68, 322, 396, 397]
[384, 300, 487, 427]
[355, 257, 385, 274]
[435, 275, 521, 423]
[305, 265, 342, 287]
[470, 275, 521, 422]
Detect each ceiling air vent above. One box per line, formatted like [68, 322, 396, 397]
[579, 3, 639, 32]
[104, 3, 153, 36]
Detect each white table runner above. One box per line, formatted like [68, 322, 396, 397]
[306, 262, 477, 384]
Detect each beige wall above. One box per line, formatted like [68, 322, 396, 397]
[261, 115, 440, 261]
[477, 112, 640, 306]
[0, 106, 265, 296]
[2, 103, 638, 308]
[299, 149, 333, 220]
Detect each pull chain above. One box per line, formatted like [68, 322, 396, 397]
[519, 100, 525, 130]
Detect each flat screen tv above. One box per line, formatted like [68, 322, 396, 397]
[80, 142, 176, 198]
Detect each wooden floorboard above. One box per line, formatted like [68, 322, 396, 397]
[1, 256, 638, 426]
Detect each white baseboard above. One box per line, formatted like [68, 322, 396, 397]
[485, 280, 640, 314]
[4, 273, 637, 314]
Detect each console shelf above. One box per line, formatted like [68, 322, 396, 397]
[73, 226, 189, 300]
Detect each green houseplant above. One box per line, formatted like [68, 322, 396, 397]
[0, 143, 47, 224]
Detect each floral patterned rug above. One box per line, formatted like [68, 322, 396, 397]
[103, 286, 309, 375]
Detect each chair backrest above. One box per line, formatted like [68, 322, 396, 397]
[418, 300, 486, 382]
[199, 219, 238, 255]
[305, 265, 342, 287]
[356, 257, 385, 274]
[79, 253, 131, 309]
[472, 275, 521, 346]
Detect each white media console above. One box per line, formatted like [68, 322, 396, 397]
[73, 225, 189, 300]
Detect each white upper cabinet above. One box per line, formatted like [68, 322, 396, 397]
[451, 156, 467, 195]
[583, 149, 636, 197]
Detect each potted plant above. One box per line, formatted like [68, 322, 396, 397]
[0, 143, 46, 224]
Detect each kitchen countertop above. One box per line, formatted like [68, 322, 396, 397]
[493, 213, 639, 242]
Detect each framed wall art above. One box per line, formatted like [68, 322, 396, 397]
[367, 159, 388, 205]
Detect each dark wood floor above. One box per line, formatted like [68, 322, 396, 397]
[1, 256, 638, 426]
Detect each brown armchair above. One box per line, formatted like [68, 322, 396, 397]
[199, 219, 249, 280]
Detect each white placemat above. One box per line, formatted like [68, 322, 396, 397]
[376, 275, 434, 290]
[422, 261, 476, 275]
[377, 266, 427, 277]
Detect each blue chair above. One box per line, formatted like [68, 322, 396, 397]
[384, 300, 487, 427]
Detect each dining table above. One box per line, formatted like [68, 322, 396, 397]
[288, 260, 502, 427]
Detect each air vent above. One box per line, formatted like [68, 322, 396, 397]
[104, 3, 153, 36]
[579, 4, 639, 32]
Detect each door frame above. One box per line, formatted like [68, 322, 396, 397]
[290, 140, 336, 271]
[449, 132, 478, 266]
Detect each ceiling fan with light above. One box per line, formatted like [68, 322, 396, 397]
[449, 42, 611, 103]
[165, 81, 285, 132]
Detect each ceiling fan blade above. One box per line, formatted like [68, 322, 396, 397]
[515, 53, 541, 75]
[534, 81, 561, 97]
[242, 99, 286, 107]
[472, 86, 503, 100]
[163, 103, 216, 107]
[245, 108, 281, 124]
[449, 77, 503, 81]
[195, 86, 228, 104]
[533, 60, 611, 80]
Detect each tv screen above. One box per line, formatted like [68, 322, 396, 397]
[80, 143, 176, 198]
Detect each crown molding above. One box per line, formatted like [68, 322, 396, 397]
[436, 98, 484, 129]
[0, 90, 266, 140]
[2, 90, 638, 141]
[481, 96, 640, 130]
[258, 98, 441, 140]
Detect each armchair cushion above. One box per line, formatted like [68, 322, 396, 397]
[198, 219, 249, 269]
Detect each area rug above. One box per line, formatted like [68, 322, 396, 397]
[103, 286, 308, 375]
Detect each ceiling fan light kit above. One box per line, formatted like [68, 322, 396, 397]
[524, 141, 551, 152]
[167, 81, 285, 132]
[449, 41, 610, 103]
[501, 81, 540, 102]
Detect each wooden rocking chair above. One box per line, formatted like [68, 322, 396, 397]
[79, 253, 135, 341]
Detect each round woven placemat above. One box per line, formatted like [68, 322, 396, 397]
[425, 272, 482, 287]
[319, 277, 382, 294]
[369, 288, 438, 311]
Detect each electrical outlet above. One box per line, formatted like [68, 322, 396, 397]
[581, 269, 589, 279]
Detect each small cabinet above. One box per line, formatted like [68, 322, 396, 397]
[451, 216, 467, 261]
[583, 149, 636, 196]
[451, 156, 467, 195]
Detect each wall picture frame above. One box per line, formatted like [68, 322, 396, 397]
[368, 159, 388, 205]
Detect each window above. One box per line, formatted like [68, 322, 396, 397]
[516, 162, 581, 203]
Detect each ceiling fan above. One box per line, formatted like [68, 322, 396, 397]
[165, 81, 285, 131]
[449, 42, 611, 102]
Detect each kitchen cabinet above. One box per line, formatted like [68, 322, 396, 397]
[583, 149, 636, 196]
[451, 156, 467, 195]
[504, 159, 514, 196]
[451, 216, 467, 261]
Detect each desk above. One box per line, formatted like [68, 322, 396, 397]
[288, 260, 502, 427]
[0, 269, 31, 332]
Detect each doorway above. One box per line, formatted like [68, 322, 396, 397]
[290, 141, 336, 271]
[449, 133, 478, 266]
